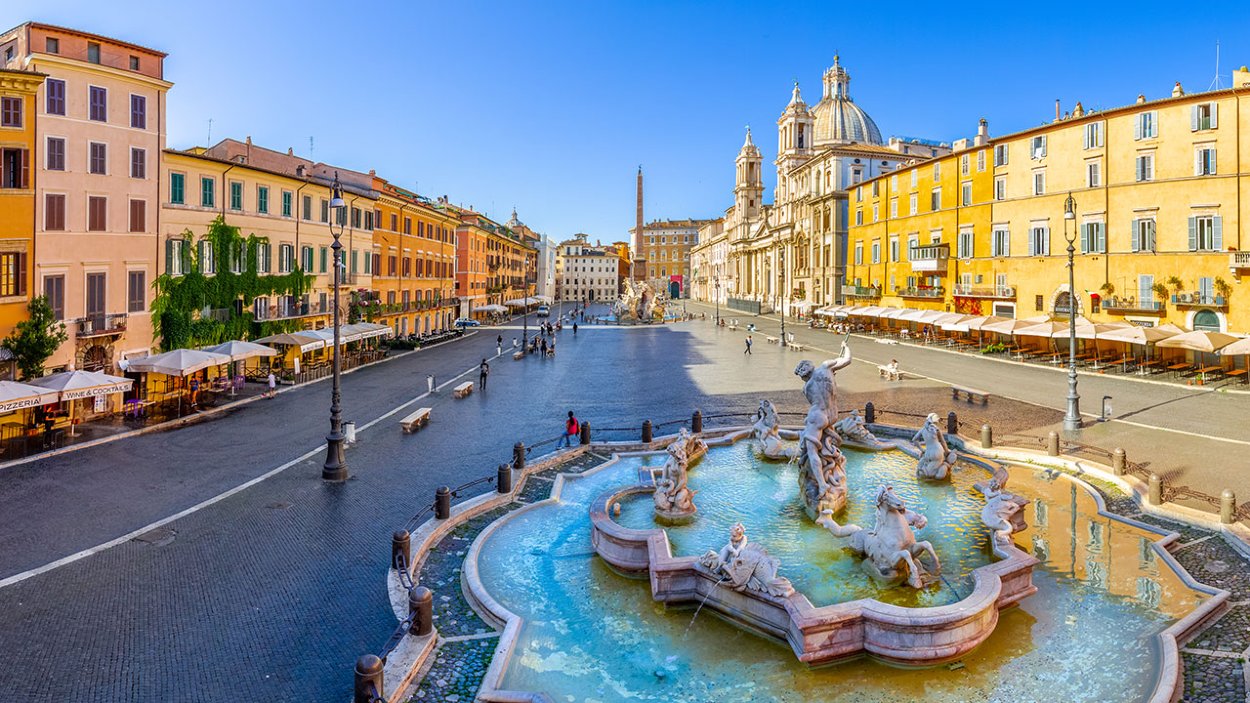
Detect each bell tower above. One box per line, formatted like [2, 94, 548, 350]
[775, 81, 815, 206]
[735, 127, 763, 222]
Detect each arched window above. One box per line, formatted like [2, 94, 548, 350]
[1193, 309, 1220, 332]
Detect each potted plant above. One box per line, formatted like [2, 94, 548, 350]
[1151, 282, 1169, 303]
[1166, 276, 1184, 302]
[1214, 277, 1232, 306]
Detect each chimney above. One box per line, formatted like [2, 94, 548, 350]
[973, 118, 989, 146]
[1054, 99, 1061, 122]
[287, 147, 294, 156]
[1073, 101, 1084, 118]
[368, 169, 376, 177]
[296, 164, 305, 177]
[1136, 94, 1146, 104]
[1172, 82, 1184, 97]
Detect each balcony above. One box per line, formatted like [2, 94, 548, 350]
[1229, 251, 1250, 272]
[1102, 296, 1166, 315]
[77, 313, 128, 338]
[896, 286, 945, 299]
[265, 300, 325, 321]
[1172, 292, 1228, 309]
[843, 285, 882, 299]
[909, 244, 949, 273]
[953, 284, 1015, 299]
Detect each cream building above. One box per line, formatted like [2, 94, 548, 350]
[557, 233, 624, 304]
[630, 218, 713, 297]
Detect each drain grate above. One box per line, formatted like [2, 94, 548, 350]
[131, 527, 177, 546]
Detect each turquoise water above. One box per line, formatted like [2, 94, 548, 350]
[475, 443, 1208, 702]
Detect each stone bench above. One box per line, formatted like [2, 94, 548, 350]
[951, 385, 990, 404]
[512, 351, 524, 361]
[878, 365, 901, 381]
[453, 382, 474, 399]
[399, 407, 431, 433]
[765, 336, 780, 344]
[788, 342, 805, 351]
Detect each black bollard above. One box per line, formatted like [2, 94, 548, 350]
[864, 402, 875, 424]
[691, 410, 703, 433]
[513, 441, 526, 470]
[579, 420, 591, 445]
[497, 463, 512, 494]
[354, 654, 384, 703]
[946, 411, 958, 435]
[409, 586, 433, 636]
[641, 419, 653, 443]
[434, 486, 451, 520]
[391, 530, 411, 570]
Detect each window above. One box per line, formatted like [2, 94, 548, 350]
[130, 95, 146, 129]
[890, 237, 899, 262]
[1131, 218, 1156, 252]
[0, 253, 27, 297]
[854, 210, 863, 226]
[1188, 215, 1222, 251]
[1083, 122, 1103, 149]
[45, 37, 59, 54]
[908, 193, 917, 215]
[301, 246, 314, 272]
[1193, 309, 1220, 332]
[1191, 102, 1218, 131]
[44, 275, 65, 319]
[320, 247, 328, 273]
[1030, 136, 1047, 159]
[320, 198, 329, 223]
[46, 79, 65, 115]
[128, 199, 145, 232]
[88, 142, 106, 175]
[889, 198, 898, 218]
[871, 205, 878, 223]
[1135, 111, 1158, 140]
[281, 190, 293, 217]
[45, 137, 65, 171]
[299, 194, 311, 220]
[167, 172, 185, 205]
[164, 238, 186, 275]
[351, 207, 361, 229]
[1080, 222, 1105, 254]
[1135, 153, 1154, 182]
[87, 196, 106, 231]
[129, 56, 140, 72]
[1138, 274, 1154, 304]
[128, 271, 145, 312]
[977, 150, 986, 172]
[257, 186, 269, 214]
[961, 182, 972, 206]
[855, 187, 862, 203]
[910, 170, 918, 188]
[994, 144, 1009, 166]
[957, 229, 974, 259]
[130, 147, 145, 179]
[2, 146, 29, 189]
[1086, 161, 1101, 188]
[279, 243, 294, 273]
[871, 241, 880, 264]
[403, 217, 411, 235]
[960, 154, 969, 176]
[256, 242, 271, 273]
[89, 86, 107, 121]
[198, 240, 215, 274]
[1028, 225, 1050, 256]
[933, 162, 941, 179]
[854, 243, 863, 265]
[85, 273, 106, 318]
[890, 174, 898, 190]
[44, 194, 65, 230]
[87, 42, 100, 64]
[930, 188, 941, 211]
[994, 176, 1006, 201]
[992, 227, 1010, 257]
[1195, 146, 1217, 176]
[230, 241, 245, 274]
[0, 97, 21, 127]
[1032, 170, 1046, 196]
[229, 181, 243, 211]
[200, 177, 215, 208]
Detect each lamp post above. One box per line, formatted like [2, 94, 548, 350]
[714, 275, 721, 324]
[778, 245, 786, 342]
[1062, 193, 1082, 432]
[323, 172, 349, 481]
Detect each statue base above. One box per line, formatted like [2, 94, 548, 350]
[655, 507, 697, 526]
[802, 486, 846, 522]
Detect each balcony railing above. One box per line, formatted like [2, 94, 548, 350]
[264, 301, 325, 321]
[1229, 251, 1250, 271]
[1102, 296, 1165, 314]
[953, 284, 1015, 299]
[896, 286, 945, 299]
[1172, 292, 1228, 308]
[909, 244, 949, 273]
[843, 285, 882, 299]
[77, 313, 128, 338]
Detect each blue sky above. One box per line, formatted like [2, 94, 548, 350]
[7, 1, 1249, 242]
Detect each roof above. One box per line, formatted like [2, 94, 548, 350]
[3, 21, 167, 58]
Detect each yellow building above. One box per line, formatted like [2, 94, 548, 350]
[371, 177, 459, 335]
[848, 68, 1250, 332]
[0, 67, 44, 360]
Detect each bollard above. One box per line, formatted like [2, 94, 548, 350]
[980, 424, 993, 449]
[1148, 474, 1163, 506]
[946, 411, 958, 436]
[641, 419, 653, 443]
[408, 586, 433, 636]
[434, 486, 451, 520]
[513, 441, 526, 470]
[1047, 431, 1060, 457]
[864, 402, 875, 424]
[497, 463, 512, 494]
[579, 420, 591, 445]
[391, 530, 411, 569]
[1220, 489, 1236, 525]
[691, 410, 703, 434]
[354, 654, 384, 703]
[1113, 448, 1126, 477]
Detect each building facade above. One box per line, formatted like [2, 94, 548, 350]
[846, 67, 1250, 333]
[455, 210, 535, 318]
[557, 233, 625, 304]
[371, 178, 458, 335]
[631, 218, 712, 297]
[0, 67, 44, 361]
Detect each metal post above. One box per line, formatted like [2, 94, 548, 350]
[1113, 448, 1126, 476]
[391, 530, 411, 569]
[497, 463, 512, 494]
[1062, 193, 1082, 432]
[323, 173, 349, 481]
[353, 654, 384, 703]
[513, 441, 526, 470]
[434, 486, 451, 519]
[946, 411, 958, 436]
[980, 424, 993, 449]
[1220, 489, 1236, 524]
[691, 410, 703, 433]
[641, 419, 653, 443]
[864, 402, 875, 424]
[408, 586, 433, 636]
[579, 420, 591, 445]
[1047, 431, 1060, 456]
[1148, 474, 1163, 505]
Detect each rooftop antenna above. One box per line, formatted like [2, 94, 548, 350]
[206, 118, 213, 145]
[1209, 40, 1224, 90]
[309, 136, 315, 158]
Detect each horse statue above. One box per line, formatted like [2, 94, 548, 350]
[751, 399, 798, 460]
[817, 485, 940, 589]
[699, 523, 794, 598]
[913, 412, 957, 480]
[980, 476, 1029, 549]
[653, 430, 700, 523]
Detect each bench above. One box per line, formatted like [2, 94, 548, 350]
[788, 342, 805, 351]
[453, 382, 474, 399]
[878, 365, 901, 381]
[951, 386, 990, 404]
[513, 351, 524, 361]
[399, 407, 432, 433]
[765, 336, 780, 345]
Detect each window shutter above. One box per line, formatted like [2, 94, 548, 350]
[1130, 220, 1140, 252]
[1211, 149, 1217, 175]
[1097, 223, 1106, 253]
[1044, 228, 1051, 256]
[1136, 157, 1144, 181]
[1187, 217, 1197, 251]
[17, 253, 26, 296]
[1191, 105, 1199, 131]
[1028, 230, 1035, 257]
[165, 239, 174, 274]
[1134, 117, 1141, 141]
[1147, 220, 1156, 252]
[1213, 217, 1223, 250]
[1210, 103, 1218, 129]
[1194, 150, 1202, 176]
[1098, 124, 1104, 147]
[20, 148, 29, 189]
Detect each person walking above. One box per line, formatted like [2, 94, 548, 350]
[497, 334, 503, 347]
[744, 335, 753, 355]
[497, 341, 503, 357]
[266, 370, 276, 399]
[479, 358, 490, 390]
[540, 338, 548, 356]
[426, 373, 435, 394]
[561, 410, 579, 447]
[572, 321, 578, 335]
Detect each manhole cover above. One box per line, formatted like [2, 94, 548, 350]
[1205, 560, 1229, 574]
[132, 527, 177, 546]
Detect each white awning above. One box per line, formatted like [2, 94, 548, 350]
[254, 332, 326, 353]
[127, 349, 232, 376]
[28, 370, 133, 401]
[0, 380, 60, 413]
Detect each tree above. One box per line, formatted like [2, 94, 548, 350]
[3, 296, 68, 380]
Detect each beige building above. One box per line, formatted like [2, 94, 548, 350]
[1, 22, 170, 371]
[557, 233, 625, 304]
[630, 218, 712, 297]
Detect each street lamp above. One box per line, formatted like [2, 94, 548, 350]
[778, 245, 786, 342]
[714, 275, 721, 325]
[1062, 193, 1082, 432]
[323, 172, 349, 481]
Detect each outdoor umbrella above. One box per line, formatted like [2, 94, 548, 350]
[1156, 323, 1191, 335]
[1157, 331, 1240, 353]
[254, 331, 326, 353]
[1216, 337, 1250, 357]
[127, 349, 231, 376]
[202, 340, 279, 362]
[981, 318, 1048, 335]
[476, 304, 508, 314]
[0, 380, 60, 413]
[1099, 326, 1178, 345]
[28, 370, 133, 435]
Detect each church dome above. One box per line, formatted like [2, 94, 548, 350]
[811, 56, 883, 146]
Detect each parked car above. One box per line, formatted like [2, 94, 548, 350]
[454, 318, 481, 327]
[536, 305, 551, 317]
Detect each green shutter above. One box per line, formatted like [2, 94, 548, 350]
[165, 238, 173, 274]
[1188, 217, 1197, 251]
[320, 247, 327, 273]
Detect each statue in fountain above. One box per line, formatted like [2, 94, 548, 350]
[794, 339, 854, 521]
[817, 485, 941, 590]
[699, 523, 794, 598]
[980, 476, 1029, 548]
[751, 399, 798, 460]
[833, 409, 883, 448]
[913, 413, 958, 480]
[653, 430, 700, 523]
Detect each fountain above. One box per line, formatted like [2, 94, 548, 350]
[817, 485, 940, 589]
[913, 412, 958, 480]
[651, 428, 706, 524]
[613, 279, 661, 324]
[751, 399, 799, 460]
[793, 342, 854, 521]
[698, 523, 794, 597]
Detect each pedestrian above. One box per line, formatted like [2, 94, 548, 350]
[512, 337, 519, 350]
[497, 334, 503, 347]
[266, 370, 276, 399]
[497, 341, 502, 356]
[744, 335, 753, 355]
[562, 410, 579, 447]
[479, 358, 490, 390]
[573, 321, 578, 334]
[427, 373, 435, 394]
[541, 338, 548, 356]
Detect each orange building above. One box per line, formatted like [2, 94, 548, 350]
[454, 209, 535, 319]
[0, 67, 45, 374]
[370, 178, 459, 335]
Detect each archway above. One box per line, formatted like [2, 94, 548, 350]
[1192, 309, 1221, 332]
